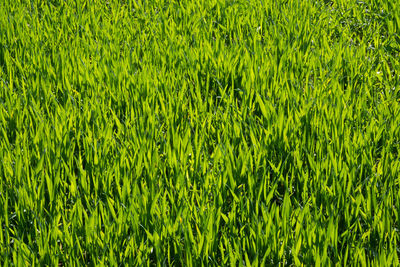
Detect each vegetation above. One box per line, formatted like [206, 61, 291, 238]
[1, 0, 399, 265]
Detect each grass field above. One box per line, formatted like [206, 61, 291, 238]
[1, 0, 400, 265]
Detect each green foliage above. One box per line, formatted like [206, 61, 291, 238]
[1, 0, 399, 265]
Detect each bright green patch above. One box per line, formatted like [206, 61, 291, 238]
[1, 0, 399, 265]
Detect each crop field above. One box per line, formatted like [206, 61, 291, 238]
[1, 0, 400, 265]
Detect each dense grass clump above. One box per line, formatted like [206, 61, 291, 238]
[1, 0, 399, 265]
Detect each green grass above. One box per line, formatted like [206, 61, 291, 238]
[1, 0, 399, 265]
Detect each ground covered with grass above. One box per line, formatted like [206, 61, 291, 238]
[1, 0, 400, 265]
